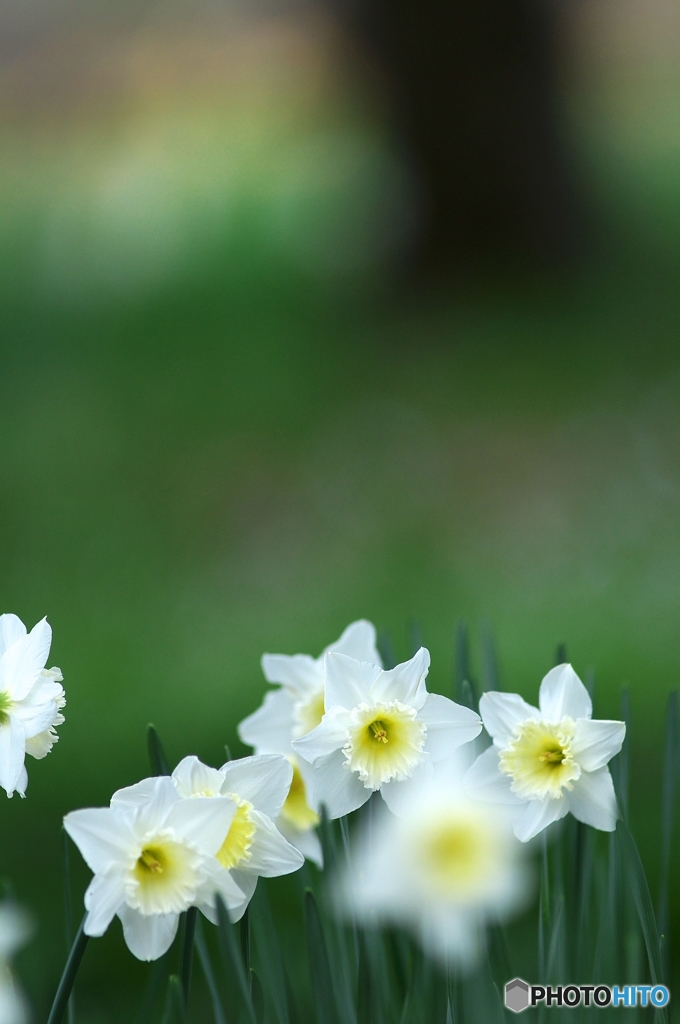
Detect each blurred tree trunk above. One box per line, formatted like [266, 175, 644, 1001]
[347, 0, 581, 276]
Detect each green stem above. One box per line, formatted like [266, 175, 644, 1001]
[179, 906, 198, 1007]
[47, 917, 90, 1024]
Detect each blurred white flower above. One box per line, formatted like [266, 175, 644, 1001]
[338, 755, 529, 965]
[238, 620, 381, 863]
[64, 776, 244, 961]
[292, 648, 482, 818]
[0, 902, 32, 1024]
[172, 754, 305, 912]
[465, 664, 626, 842]
[0, 614, 65, 798]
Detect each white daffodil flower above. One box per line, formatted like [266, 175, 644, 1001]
[0, 902, 32, 1024]
[172, 754, 305, 911]
[238, 620, 381, 864]
[292, 648, 482, 818]
[464, 664, 626, 842]
[337, 754, 530, 965]
[64, 776, 246, 961]
[0, 614, 65, 798]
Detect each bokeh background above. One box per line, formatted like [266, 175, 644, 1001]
[1, 0, 680, 1016]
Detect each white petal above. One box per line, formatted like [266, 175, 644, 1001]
[326, 620, 382, 666]
[370, 648, 431, 710]
[83, 866, 126, 936]
[308, 748, 370, 819]
[64, 807, 136, 872]
[380, 758, 434, 815]
[514, 797, 569, 842]
[261, 654, 320, 695]
[172, 756, 225, 798]
[566, 767, 619, 831]
[324, 652, 380, 711]
[13, 679, 62, 738]
[539, 664, 592, 722]
[117, 777, 178, 836]
[15, 765, 27, 797]
[0, 615, 26, 658]
[464, 745, 521, 805]
[227, 871, 258, 920]
[237, 689, 295, 754]
[117, 905, 179, 961]
[418, 694, 481, 760]
[571, 720, 626, 772]
[218, 755, 293, 821]
[166, 796, 237, 856]
[479, 692, 540, 746]
[277, 819, 324, 867]
[196, 859, 248, 921]
[1, 618, 51, 701]
[0, 717, 26, 797]
[244, 811, 305, 877]
[292, 707, 350, 764]
[25, 728, 58, 759]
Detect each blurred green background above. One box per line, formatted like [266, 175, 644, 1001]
[1, 0, 680, 1016]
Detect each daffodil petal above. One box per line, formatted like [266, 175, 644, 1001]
[292, 707, 351, 764]
[64, 807, 136, 873]
[539, 665, 592, 722]
[325, 620, 381, 665]
[228, 871, 258, 920]
[464, 745, 521, 804]
[1, 618, 51, 701]
[566, 766, 618, 831]
[111, 777, 159, 810]
[277, 818, 324, 867]
[237, 689, 295, 753]
[117, 905, 179, 961]
[479, 692, 540, 746]
[124, 777, 179, 836]
[83, 866, 126, 936]
[324, 653, 380, 711]
[0, 616, 28, 661]
[241, 810, 305, 876]
[570, 719, 626, 772]
[513, 797, 569, 843]
[196, 859, 247, 922]
[370, 648, 430, 710]
[166, 796, 238, 857]
[219, 754, 293, 821]
[380, 758, 434, 815]
[172, 756, 225, 799]
[0, 717, 26, 797]
[310, 748, 372, 818]
[261, 653, 320, 694]
[418, 693, 481, 760]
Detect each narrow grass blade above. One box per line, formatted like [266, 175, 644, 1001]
[616, 821, 668, 1023]
[162, 975, 187, 1024]
[250, 969, 265, 1024]
[178, 906, 197, 1007]
[135, 951, 172, 1024]
[47, 917, 90, 1024]
[61, 829, 76, 1024]
[240, 907, 251, 979]
[147, 724, 171, 776]
[658, 690, 679, 974]
[250, 883, 289, 1024]
[454, 621, 476, 707]
[554, 643, 567, 665]
[481, 620, 501, 691]
[304, 889, 339, 1024]
[215, 895, 256, 1024]
[195, 917, 227, 1024]
[377, 631, 397, 670]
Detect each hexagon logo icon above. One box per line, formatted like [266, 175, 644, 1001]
[505, 978, 530, 1013]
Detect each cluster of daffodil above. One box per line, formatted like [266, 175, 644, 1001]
[0, 613, 627, 976]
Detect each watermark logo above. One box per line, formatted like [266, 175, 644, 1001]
[504, 979, 670, 1012]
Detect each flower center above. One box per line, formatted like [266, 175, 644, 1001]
[421, 817, 493, 897]
[498, 718, 581, 800]
[127, 832, 201, 915]
[0, 691, 13, 726]
[217, 796, 256, 869]
[293, 689, 326, 738]
[280, 760, 319, 832]
[343, 701, 426, 790]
